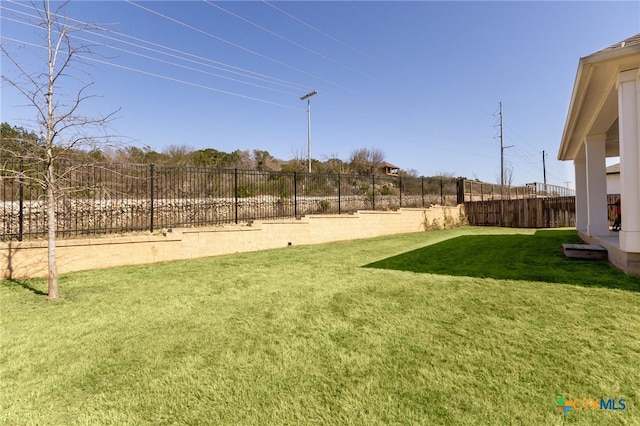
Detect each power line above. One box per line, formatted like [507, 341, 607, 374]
[205, 1, 377, 81]
[124, 0, 359, 94]
[504, 135, 569, 184]
[3, 2, 353, 104]
[1, 4, 373, 123]
[262, 0, 374, 60]
[500, 115, 572, 185]
[2, 0, 381, 109]
[76, 35, 302, 97]
[82, 56, 304, 110]
[2, 16, 303, 98]
[1, 3, 312, 93]
[2, 36, 304, 111]
[504, 123, 544, 154]
[510, 146, 544, 175]
[259, 0, 444, 109]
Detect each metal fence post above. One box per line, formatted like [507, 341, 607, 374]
[338, 173, 341, 214]
[440, 179, 444, 205]
[293, 171, 297, 217]
[372, 174, 376, 211]
[234, 168, 239, 224]
[149, 164, 155, 233]
[421, 177, 425, 207]
[18, 158, 24, 241]
[399, 175, 402, 207]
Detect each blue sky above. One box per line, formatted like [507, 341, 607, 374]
[2, 1, 639, 186]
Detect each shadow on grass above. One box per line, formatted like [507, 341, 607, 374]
[1, 279, 47, 296]
[364, 229, 640, 292]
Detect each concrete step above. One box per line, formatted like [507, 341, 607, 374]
[563, 244, 608, 260]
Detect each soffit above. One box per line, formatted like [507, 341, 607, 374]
[558, 36, 640, 161]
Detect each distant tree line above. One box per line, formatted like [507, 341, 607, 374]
[2, 122, 433, 177]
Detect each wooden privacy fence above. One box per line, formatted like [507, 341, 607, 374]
[457, 179, 576, 228]
[607, 194, 621, 226]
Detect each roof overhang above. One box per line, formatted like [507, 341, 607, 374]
[558, 37, 640, 161]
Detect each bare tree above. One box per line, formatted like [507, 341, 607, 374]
[283, 147, 307, 172]
[399, 168, 420, 178]
[434, 171, 456, 178]
[495, 163, 514, 187]
[321, 153, 346, 174]
[504, 164, 514, 187]
[1, 1, 118, 300]
[348, 148, 385, 175]
[163, 144, 194, 166]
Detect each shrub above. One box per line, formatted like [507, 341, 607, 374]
[443, 207, 455, 229]
[319, 200, 331, 213]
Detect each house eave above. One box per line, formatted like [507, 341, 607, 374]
[558, 40, 640, 161]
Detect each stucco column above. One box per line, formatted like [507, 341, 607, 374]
[617, 68, 640, 252]
[584, 134, 609, 236]
[573, 146, 588, 233]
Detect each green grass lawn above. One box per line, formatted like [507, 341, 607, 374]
[2, 227, 639, 425]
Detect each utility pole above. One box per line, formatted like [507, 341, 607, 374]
[497, 102, 514, 186]
[500, 101, 504, 186]
[542, 150, 547, 187]
[496, 101, 514, 227]
[300, 90, 318, 174]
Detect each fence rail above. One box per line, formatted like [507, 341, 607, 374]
[457, 180, 575, 203]
[457, 179, 576, 228]
[0, 160, 458, 241]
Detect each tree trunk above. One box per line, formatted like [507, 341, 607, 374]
[45, 6, 58, 301]
[46, 159, 58, 301]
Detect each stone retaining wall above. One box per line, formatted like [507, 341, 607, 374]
[1, 206, 464, 279]
[2, 195, 457, 238]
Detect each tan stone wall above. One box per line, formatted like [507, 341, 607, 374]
[1, 206, 463, 279]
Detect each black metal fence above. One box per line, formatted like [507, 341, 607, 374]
[0, 160, 458, 241]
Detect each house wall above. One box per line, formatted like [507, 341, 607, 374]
[617, 69, 640, 253]
[607, 173, 621, 194]
[1, 206, 462, 279]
